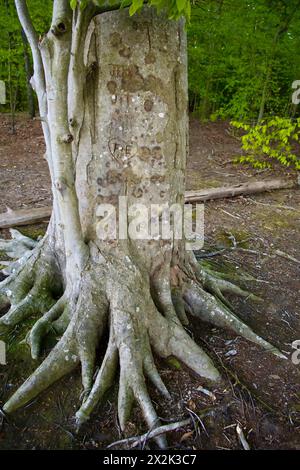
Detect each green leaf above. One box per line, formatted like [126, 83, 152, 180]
[176, 0, 186, 13]
[167, 357, 182, 370]
[80, 0, 88, 10]
[129, 0, 143, 16]
[120, 0, 132, 7]
[185, 0, 191, 21]
[70, 0, 77, 10]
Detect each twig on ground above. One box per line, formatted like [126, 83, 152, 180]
[197, 240, 300, 266]
[107, 403, 232, 449]
[107, 418, 191, 449]
[243, 197, 300, 213]
[274, 249, 300, 265]
[236, 423, 250, 450]
[219, 209, 241, 219]
[186, 407, 209, 437]
[196, 385, 217, 401]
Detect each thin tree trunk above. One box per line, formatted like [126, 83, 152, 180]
[4, 0, 18, 133]
[257, 1, 300, 123]
[21, 28, 35, 118]
[257, 63, 271, 123]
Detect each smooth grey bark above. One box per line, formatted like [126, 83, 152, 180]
[21, 28, 35, 119]
[4, 0, 17, 134]
[76, 11, 187, 264]
[0, 5, 285, 448]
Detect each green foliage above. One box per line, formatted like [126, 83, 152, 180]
[128, 0, 144, 16]
[70, 0, 90, 11]
[0, 0, 52, 114]
[231, 117, 300, 169]
[188, 0, 300, 121]
[94, 0, 192, 21]
[1, 0, 299, 127]
[70, 0, 78, 9]
[71, 0, 192, 22]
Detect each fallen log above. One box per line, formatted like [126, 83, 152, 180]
[0, 178, 298, 229]
[0, 206, 52, 229]
[184, 178, 297, 203]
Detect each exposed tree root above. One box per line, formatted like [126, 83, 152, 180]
[0, 236, 62, 330]
[0, 233, 287, 448]
[192, 255, 261, 303]
[182, 253, 286, 359]
[27, 295, 66, 359]
[0, 229, 37, 260]
[183, 279, 285, 359]
[2, 265, 107, 410]
[74, 260, 220, 448]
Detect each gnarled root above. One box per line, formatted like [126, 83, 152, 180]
[3, 268, 108, 412]
[191, 254, 261, 306]
[183, 279, 285, 359]
[75, 266, 220, 448]
[0, 229, 37, 261]
[1, 256, 221, 449]
[0, 236, 62, 331]
[181, 252, 286, 359]
[1, 246, 287, 448]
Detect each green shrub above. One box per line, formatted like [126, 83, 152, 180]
[231, 117, 300, 170]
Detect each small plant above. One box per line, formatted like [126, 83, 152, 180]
[231, 117, 300, 170]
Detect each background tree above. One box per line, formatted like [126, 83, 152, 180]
[188, 0, 300, 121]
[0, 0, 52, 120]
[21, 27, 35, 119]
[1, 0, 300, 122]
[0, 0, 286, 447]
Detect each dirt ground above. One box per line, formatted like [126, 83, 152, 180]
[0, 114, 299, 450]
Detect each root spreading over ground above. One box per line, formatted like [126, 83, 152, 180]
[0, 230, 285, 448]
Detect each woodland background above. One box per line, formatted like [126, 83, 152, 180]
[1, 0, 300, 124]
[0, 0, 300, 451]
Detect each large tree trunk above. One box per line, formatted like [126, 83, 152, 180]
[0, 4, 284, 448]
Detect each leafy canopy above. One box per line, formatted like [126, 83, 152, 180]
[0, 0, 52, 112]
[1, 0, 300, 133]
[188, 0, 300, 121]
[70, 0, 192, 21]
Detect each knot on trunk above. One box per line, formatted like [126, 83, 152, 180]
[29, 76, 36, 92]
[55, 178, 68, 194]
[59, 133, 73, 144]
[69, 118, 77, 128]
[51, 22, 68, 37]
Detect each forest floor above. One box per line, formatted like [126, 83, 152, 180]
[0, 114, 299, 450]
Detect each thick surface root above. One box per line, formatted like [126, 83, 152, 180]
[183, 279, 285, 359]
[4, 325, 79, 412]
[0, 229, 37, 261]
[3, 267, 108, 411]
[192, 255, 261, 304]
[183, 253, 286, 359]
[75, 265, 220, 448]
[0, 237, 61, 331]
[0, 238, 287, 447]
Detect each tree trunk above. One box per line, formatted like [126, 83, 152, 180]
[257, 1, 300, 123]
[0, 4, 284, 447]
[21, 28, 35, 119]
[4, 0, 19, 134]
[257, 63, 271, 123]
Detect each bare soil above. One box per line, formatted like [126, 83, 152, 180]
[0, 114, 299, 450]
